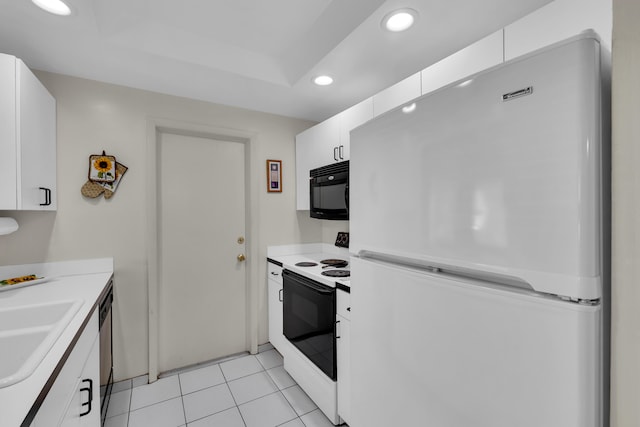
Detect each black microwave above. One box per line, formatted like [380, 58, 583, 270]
[310, 160, 349, 220]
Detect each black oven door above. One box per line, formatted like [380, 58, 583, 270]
[282, 269, 336, 380]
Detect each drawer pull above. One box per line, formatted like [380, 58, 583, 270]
[39, 187, 52, 206]
[80, 378, 93, 416]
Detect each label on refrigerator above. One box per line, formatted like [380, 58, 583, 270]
[502, 86, 533, 101]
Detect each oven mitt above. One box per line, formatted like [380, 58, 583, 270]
[81, 180, 105, 198]
[100, 162, 128, 199]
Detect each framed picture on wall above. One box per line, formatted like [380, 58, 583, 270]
[267, 159, 282, 193]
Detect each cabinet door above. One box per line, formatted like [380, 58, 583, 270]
[77, 335, 100, 426]
[32, 312, 99, 427]
[295, 116, 340, 210]
[17, 59, 56, 210]
[59, 335, 99, 427]
[338, 98, 373, 161]
[504, 0, 611, 61]
[0, 54, 17, 210]
[59, 377, 83, 427]
[421, 30, 504, 96]
[336, 314, 351, 425]
[268, 277, 285, 352]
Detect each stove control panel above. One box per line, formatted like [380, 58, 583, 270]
[335, 232, 349, 248]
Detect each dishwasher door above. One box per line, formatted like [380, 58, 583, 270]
[99, 280, 113, 426]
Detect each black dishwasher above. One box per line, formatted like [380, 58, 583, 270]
[99, 279, 113, 426]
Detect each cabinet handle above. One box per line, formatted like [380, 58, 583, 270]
[39, 187, 52, 206]
[270, 271, 280, 276]
[339, 145, 344, 160]
[335, 319, 341, 339]
[80, 378, 93, 416]
[347, 307, 351, 312]
[278, 288, 283, 302]
[333, 146, 339, 161]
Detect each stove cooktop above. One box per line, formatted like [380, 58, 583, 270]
[277, 253, 350, 287]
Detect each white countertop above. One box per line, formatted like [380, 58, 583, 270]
[0, 258, 113, 426]
[267, 244, 351, 288]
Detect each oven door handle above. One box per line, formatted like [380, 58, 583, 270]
[283, 269, 334, 294]
[299, 281, 333, 295]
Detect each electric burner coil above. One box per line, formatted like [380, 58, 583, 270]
[295, 262, 318, 267]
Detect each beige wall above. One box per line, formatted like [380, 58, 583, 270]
[611, 0, 640, 425]
[0, 72, 322, 381]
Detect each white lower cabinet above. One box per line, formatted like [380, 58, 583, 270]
[31, 311, 100, 427]
[336, 288, 351, 426]
[267, 262, 286, 352]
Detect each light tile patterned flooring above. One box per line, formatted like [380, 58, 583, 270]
[104, 346, 341, 427]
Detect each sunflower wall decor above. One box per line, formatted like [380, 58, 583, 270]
[81, 151, 128, 199]
[89, 152, 116, 182]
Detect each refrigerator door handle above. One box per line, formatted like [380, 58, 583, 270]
[358, 252, 601, 305]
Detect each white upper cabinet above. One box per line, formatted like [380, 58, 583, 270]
[338, 97, 373, 160]
[295, 115, 339, 210]
[0, 53, 56, 211]
[421, 30, 504, 96]
[295, 98, 373, 210]
[504, 0, 612, 61]
[373, 73, 421, 117]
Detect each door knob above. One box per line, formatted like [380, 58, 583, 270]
[237, 254, 246, 262]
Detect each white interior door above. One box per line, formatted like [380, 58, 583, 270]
[158, 131, 247, 373]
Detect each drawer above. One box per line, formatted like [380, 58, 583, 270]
[267, 261, 283, 285]
[336, 288, 351, 320]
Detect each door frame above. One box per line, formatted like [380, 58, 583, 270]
[146, 118, 260, 382]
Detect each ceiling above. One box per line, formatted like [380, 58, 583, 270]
[0, 0, 552, 121]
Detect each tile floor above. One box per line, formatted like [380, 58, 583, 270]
[104, 346, 341, 427]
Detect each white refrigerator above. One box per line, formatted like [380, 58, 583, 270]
[348, 32, 609, 427]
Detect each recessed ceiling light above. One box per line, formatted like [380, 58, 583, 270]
[382, 8, 418, 32]
[32, 0, 72, 16]
[313, 75, 334, 86]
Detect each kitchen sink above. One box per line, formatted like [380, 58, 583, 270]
[0, 300, 83, 388]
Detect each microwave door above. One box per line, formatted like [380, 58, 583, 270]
[311, 179, 348, 219]
[310, 164, 349, 220]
